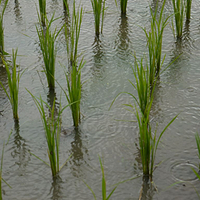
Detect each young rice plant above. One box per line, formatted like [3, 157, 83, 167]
[38, 0, 46, 26]
[36, 14, 63, 90]
[91, 0, 106, 37]
[120, 0, 128, 16]
[0, 49, 24, 122]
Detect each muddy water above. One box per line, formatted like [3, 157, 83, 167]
[1, 0, 200, 199]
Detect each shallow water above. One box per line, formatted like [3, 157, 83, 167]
[1, 0, 200, 199]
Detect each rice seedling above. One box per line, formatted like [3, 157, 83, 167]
[38, 0, 46, 26]
[143, 0, 170, 84]
[91, 0, 106, 37]
[0, 0, 8, 56]
[120, 0, 128, 16]
[36, 14, 63, 90]
[62, 2, 85, 127]
[186, 0, 192, 21]
[65, 1, 83, 67]
[27, 91, 71, 176]
[84, 156, 118, 200]
[0, 49, 24, 122]
[172, 0, 185, 39]
[63, 0, 69, 16]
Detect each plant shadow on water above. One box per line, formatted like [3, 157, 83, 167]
[50, 175, 63, 200]
[10, 121, 30, 175]
[14, 0, 22, 24]
[69, 128, 89, 178]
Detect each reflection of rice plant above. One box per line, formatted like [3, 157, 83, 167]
[36, 14, 62, 90]
[38, 0, 46, 26]
[65, 1, 83, 67]
[0, 49, 24, 122]
[172, 0, 185, 39]
[186, 0, 192, 21]
[120, 0, 128, 15]
[28, 92, 71, 177]
[91, 0, 106, 37]
[143, 0, 169, 85]
[0, 0, 8, 55]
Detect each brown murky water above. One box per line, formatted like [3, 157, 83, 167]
[1, 0, 200, 199]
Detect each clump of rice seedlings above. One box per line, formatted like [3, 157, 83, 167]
[84, 156, 119, 200]
[63, 2, 85, 127]
[91, 0, 106, 37]
[186, 0, 192, 21]
[38, 0, 46, 26]
[120, 0, 128, 16]
[28, 91, 71, 177]
[0, 0, 8, 56]
[143, 0, 170, 84]
[172, 0, 185, 39]
[0, 49, 24, 122]
[65, 1, 83, 67]
[36, 14, 63, 90]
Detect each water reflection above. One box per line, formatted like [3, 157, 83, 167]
[92, 38, 105, 78]
[69, 128, 88, 177]
[14, 0, 22, 24]
[10, 121, 30, 175]
[50, 175, 63, 200]
[139, 176, 155, 200]
[115, 15, 130, 59]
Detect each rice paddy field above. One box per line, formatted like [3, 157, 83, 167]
[1, 0, 200, 199]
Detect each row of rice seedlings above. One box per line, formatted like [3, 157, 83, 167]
[0, 49, 25, 122]
[84, 156, 119, 200]
[143, 0, 169, 85]
[38, 0, 46, 26]
[36, 14, 63, 90]
[63, 1, 85, 127]
[120, 0, 128, 16]
[0, 0, 8, 56]
[91, 0, 106, 37]
[28, 91, 71, 176]
[172, 0, 185, 39]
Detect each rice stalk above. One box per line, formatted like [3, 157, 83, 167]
[63, 0, 69, 15]
[0, 49, 24, 122]
[27, 91, 71, 176]
[143, 0, 170, 84]
[36, 14, 63, 90]
[0, 0, 8, 55]
[120, 0, 128, 16]
[186, 0, 192, 21]
[65, 1, 83, 67]
[91, 0, 106, 37]
[84, 156, 118, 200]
[38, 0, 46, 26]
[172, 0, 185, 39]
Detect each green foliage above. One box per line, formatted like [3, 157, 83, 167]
[143, 0, 169, 84]
[38, 0, 46, 26]
[65, 1, 83, 67]
[63, 2, 85, 127]
[0, 0, 8, 55]
[63, 0, 69, 15]
[186, 0, 192, 20]
[36, 14, 62, 89]
[27, 91, 71, 176]
[172, 0, 185, 39]
[0, 49, 24, 121]
[91, 0, 106, 37]
[120, 0, 128, 15]
[84, 156, 118, 200]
